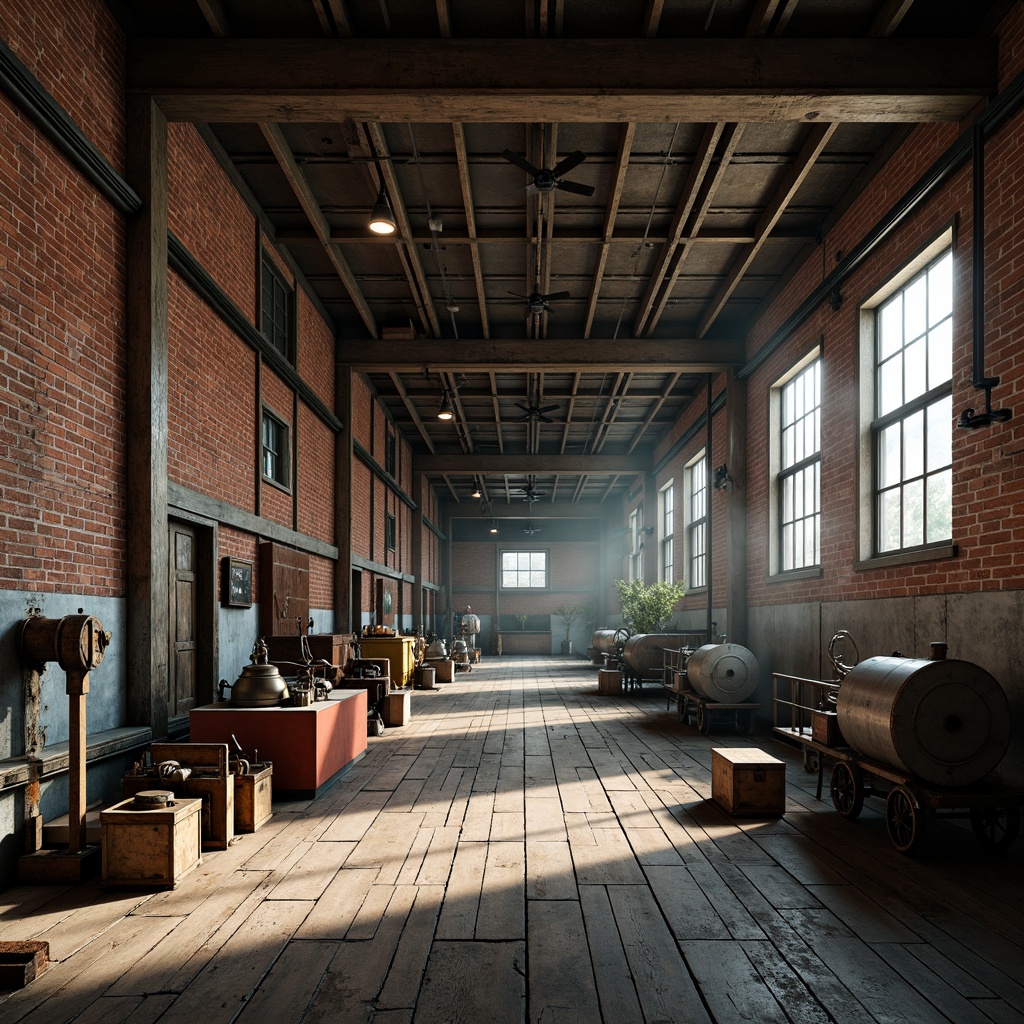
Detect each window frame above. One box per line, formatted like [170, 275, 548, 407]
[261, 254, 295, 363]
[684, 453, 707, 591]
[659, 482, 675, 582]
[385, 512, 396, 553]
[499, 548, 550, 591]
[627, 506, 643, 582]
[769, 350, 823, 579]
[856, 229, 957, 567]
[261, 406, 291, 492]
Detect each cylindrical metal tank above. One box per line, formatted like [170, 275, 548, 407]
[835, 656, 1011, 787]
[589, 629, 619, 665]
[685, 644, 760, 703]
[622, 634, 691, 681]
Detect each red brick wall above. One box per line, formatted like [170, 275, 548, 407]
[297, 403, 334, 545]
[298, 289, 335, 410]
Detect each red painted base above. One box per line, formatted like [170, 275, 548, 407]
[189, 690, 367, 796]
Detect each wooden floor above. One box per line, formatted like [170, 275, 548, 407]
[1, 655, 1022, 1024]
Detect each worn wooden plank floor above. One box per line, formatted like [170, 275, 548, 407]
[1, 656, 1022, 1024]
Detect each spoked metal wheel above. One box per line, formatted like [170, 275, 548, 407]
[829, 761, 865, 819]
[970, 805, 1021, 853]
[886, 785, 927, 855]
[696, 703, 710, 735]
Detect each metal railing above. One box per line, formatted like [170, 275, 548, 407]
[772, 672, 840, 737]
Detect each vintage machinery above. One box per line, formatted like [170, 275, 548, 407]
[835, 645, 1011, 789]
[588, 629, 619, 665]
[17, 613, 111, 881]
[685, 644, 760, 705]
[218, 638, 290, 707]
[621, 633, 692, 687]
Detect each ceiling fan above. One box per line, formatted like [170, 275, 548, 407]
[522, 520, 542, 535]
[514, 400, 560, 423]
[501, 149, 595, 197]
[508, 289, 571, 319]
[509, 480, 548, 503]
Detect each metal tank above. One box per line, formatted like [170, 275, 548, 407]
[622, 634, 691, 682]
[589, 629, 619, 665]
[835, 652, 1011, 787]
[684, 643, 760, 704]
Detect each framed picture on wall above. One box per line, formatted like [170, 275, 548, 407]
[223, 557, 253, 608]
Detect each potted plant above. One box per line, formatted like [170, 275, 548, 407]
[554, 603, 583, 655]
[516, 614, 528, 631]
[613, 579, 687, 635]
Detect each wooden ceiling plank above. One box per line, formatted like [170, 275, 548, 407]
[308, 0, 333, 35]
[436, 0, 453, 37]
[771, 0, 802, 36]
[626, 372, 680, 453]
[441, 474, 459, 501]
[195, 0, 231, 36]
[633, 122, 724, 336]
[388, 371, 436, 454]
[592, 372, 627, 453]
[338, 337, 744, 372]
[325, 0, 353, 36]
[559, 372, 581, 455]
[129, 38, 997, 124]
[869, 0, 915, 38]
[746, 0, 783, 37]
[259, 122, 378, 337]
[488, 371, 505, 453]
[642, 0, 665, 37]
[645, 122, 745, 335]
[453, 124, 490, 338]
[696, 121, 837, 338]
[417, 454, 649, 473]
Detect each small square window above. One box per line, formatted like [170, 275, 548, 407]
[262, 408, 290, 490]
[500, 550, 548, 589]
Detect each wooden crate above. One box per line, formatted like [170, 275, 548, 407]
[426, 658, 454, 683]
[598, 669, 622, 695]
[382, 689, 411, 727]
[101, 796, 202, 888]
[234, 764, 273, 833]
[124, 743, 235, 849]
[0, 941, 48, 989]
[711, 747, 786, 817]
[811, 710, 842, 747]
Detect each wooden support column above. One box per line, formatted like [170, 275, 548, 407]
[334, 363, 353, 632]
[725, 369, 747, 645]
[126, 95, 169, 740]
[643, 472, 658, 585]
[411, 471, 424, 629]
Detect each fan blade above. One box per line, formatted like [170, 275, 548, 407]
[541, 292, 571, 303]
[556, 179, 595, 197]
[537, 404, 560, 414]
[507, 291, 529, 299]
[538, 415, 556, 424]
[514, 402, 530, 413]
[552, 150, 587, 177]
[502, 150, 541, 177]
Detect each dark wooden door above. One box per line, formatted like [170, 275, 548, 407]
[169, 521, 197, 718]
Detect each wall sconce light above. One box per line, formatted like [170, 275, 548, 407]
[368, 189, 396, 235]
[713, 464, 733, 490]
[437, 394, 454, 421]
[641, 526, 654, 536]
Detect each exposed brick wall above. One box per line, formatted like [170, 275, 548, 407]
[167, 271, 256, 509]
[0, 87, 126, 595]
[297, 289, 335, 410]
[310, 553, 334, 611]
[259, 368, 295, 528]
[352, 460, 372, 560]
[168, 123, 256, 319]
[0, 0, 125, 172]
[297, 402, 334, 544]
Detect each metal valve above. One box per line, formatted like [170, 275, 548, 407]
[18, 614, 111, 672]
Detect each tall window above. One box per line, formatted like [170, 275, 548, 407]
[262, 255, 294, 361]
[779, 359, 821, 570]
[385, 513, 396, 552]
[687, 455, 707, 589]
[261, 408, 290, 489]
[501, 550, 548, 589]
[873, 249, 953, 554]
[660, 483, 675, 582]
[628, 507, 642, 581]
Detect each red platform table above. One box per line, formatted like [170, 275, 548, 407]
[189, 689, 367, 798]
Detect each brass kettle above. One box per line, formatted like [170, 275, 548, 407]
[219, 638, 290, 707]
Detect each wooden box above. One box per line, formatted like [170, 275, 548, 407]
[426, 658, 454, 683]
[124, 743, 234, 850]
[383, 689, 411, 727]
[234, 764, 273, 833]
[711, 747, 786, 817]
[101, 796, 202, 888]
[811, 709, 842, 747]
[598, 669, 622, 695]
[0, 941, 48, 989]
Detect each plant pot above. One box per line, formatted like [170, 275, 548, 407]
[561, 640, 573, 655]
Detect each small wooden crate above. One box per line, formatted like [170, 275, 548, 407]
[811, 710, 842, 747]
[101, 796, 202, 888]
[234, 764, 273, 833]
[383, 689, 411, 727]
[427, 659, 454, 683]
[711, 747, 786, 817]
[0, 941, 48, 989]
[124, 743, 235, 849]
[598, 669, 622, 695]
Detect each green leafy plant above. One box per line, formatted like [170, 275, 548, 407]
[516, 614, 528, 630]
[553, 603, 583, 643]
[614, 579, 687, 635]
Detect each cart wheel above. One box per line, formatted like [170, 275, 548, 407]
[886, 785, 927, 855]
[829, 761, 865, 820]
[745, 710, 757, 735]
[696, 704, 710, 735]
[803, 747, 820, 773]
[970, 805, 1021, 853]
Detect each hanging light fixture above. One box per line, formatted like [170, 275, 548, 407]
[368, 189, 396, 235]
[471, 483, 482, 499]
[437, 394, 454, 421]
[489, 520, 499, 534]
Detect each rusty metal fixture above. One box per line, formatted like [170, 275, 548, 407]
[425, 638, 448, 659]
[131, 790, 174, 810]
[18, 614, 110, 672]
[222, 638, 290, 707]
[622, 634, 695, 682]
[685, 643, 760, 704]
[836, 650, 1011, 787]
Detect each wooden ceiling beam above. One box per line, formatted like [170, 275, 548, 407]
[128, 38, 995, 123]
[338, 338, 744, 372]
[452, 124, 490, 338]
[416, 454, 649, 473]
[388, 372, 436, 454]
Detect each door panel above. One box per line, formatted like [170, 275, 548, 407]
[169, 522, 197, 718]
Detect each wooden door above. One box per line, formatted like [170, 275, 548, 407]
[169, 521, 197, 718]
